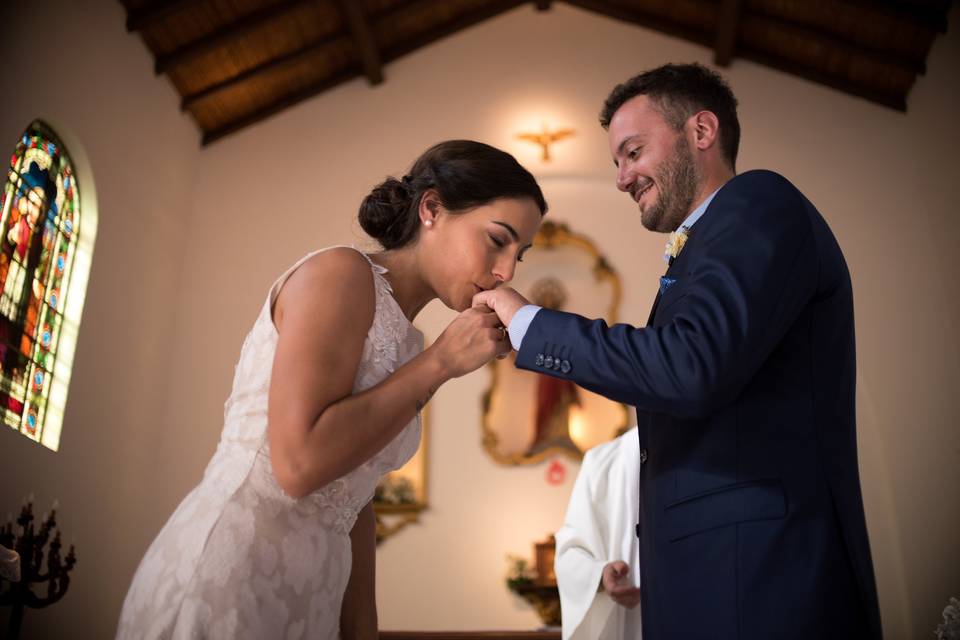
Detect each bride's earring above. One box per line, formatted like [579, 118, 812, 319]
[424, 219, 433, 228]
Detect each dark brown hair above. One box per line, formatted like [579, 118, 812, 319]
[600, 63, 740, 169]
[359, 140, 547, 250]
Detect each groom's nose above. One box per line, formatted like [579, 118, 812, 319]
[616, 165, 634, 192]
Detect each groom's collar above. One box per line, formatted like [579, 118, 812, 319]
[677, 186, 721, 233]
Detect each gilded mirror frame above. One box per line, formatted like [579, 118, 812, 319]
[373, 407, 429, 543]
[481, 221, 630, 466]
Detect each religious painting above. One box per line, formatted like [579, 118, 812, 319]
[373, 408, 429, 543]
[0, 121, 79, 449]
[482, 221, 629, 465]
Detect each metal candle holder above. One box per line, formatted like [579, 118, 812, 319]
[0, 501, 77, 640]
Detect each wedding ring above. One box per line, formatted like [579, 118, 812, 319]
[498, 326, 507, 341]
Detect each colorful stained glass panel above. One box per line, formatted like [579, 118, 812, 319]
[1, 121, 79, 445]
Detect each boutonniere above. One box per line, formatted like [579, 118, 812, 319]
[663, 226, 690, 266]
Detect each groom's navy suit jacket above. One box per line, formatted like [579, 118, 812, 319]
[518, 171, 882, 639]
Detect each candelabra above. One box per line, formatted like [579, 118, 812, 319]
[0, 501, 77, 640]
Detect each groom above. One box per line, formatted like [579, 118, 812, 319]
[475, 64, 882, 639]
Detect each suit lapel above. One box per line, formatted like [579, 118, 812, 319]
[646, 289, 662, 326]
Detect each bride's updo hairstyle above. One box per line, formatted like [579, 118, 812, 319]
[359, 140, 547, 250]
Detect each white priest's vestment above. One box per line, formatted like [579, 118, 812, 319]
[555, 427, 642, 639]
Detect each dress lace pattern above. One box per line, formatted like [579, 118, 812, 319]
[117, 247, 424, 639]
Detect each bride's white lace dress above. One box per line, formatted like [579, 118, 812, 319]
[117, 247, 423, 639]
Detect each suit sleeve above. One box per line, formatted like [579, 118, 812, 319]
[517, 178, 818, 419]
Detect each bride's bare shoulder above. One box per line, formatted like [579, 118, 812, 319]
[273, 247, 376, 330]
[300, 246, 374, 280]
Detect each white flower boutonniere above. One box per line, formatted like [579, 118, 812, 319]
[664, 226, 690, 266]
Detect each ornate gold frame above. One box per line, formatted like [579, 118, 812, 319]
[481, 221, 630, 466]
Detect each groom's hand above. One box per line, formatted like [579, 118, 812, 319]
[601, 560, 641, 609]
[472, 287, 529, 328]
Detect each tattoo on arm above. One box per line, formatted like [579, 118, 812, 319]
[415, 387, 437, 412]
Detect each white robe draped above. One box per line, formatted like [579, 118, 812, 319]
[555, 427, 642, 639]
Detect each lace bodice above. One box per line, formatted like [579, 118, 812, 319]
[215, 247, 424, 532]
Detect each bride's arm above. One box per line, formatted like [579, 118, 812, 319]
[340, 500, 377, 639]
[267, 248, 505, 498]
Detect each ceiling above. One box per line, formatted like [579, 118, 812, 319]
[118, 0, 954, 145]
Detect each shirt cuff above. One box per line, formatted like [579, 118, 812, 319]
[507, 305, 541, 351]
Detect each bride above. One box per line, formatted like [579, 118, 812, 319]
[117, 140, 546, 639]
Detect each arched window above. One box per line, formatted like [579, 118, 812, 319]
[1, 121, 87, 450]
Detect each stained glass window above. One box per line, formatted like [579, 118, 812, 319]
[0, 121, 81, 450]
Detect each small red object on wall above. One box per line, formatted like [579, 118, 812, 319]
[546, 458, 566, 485]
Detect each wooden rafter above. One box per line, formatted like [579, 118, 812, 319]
[736, 45, 908, 111]
[159, 0, 950, 144]
[154, 0, 312, 75]
[202, 0, 528, 144]
[379, 0, 531, 65]
[714, 0, 743, 67]
[563, 0, 714, 49]
[334, 0, 384, 85]
[181, 35, 351, 110]
[202, 67, 363, 145]
[836, 0, 949, 34]
[126, 0, 201, 32]
[742, 9, 928, 77]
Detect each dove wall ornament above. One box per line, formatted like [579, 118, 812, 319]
[516, 124, 575, 162]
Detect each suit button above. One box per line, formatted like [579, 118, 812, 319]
[639, 448, 648, 464]
[560, 360, 571, 374]
[535, 353, 545, 366]
[544, 355, 554, 369]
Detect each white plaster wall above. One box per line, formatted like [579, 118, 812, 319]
[1, 2, 957, 638]
[0, 1, 200, 638]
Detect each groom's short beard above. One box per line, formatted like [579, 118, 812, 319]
[642, 134, 701, 233]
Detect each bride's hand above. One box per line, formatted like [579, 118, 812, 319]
[430, 305, 510, 378]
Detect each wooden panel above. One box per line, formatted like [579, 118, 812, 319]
[191, 38, 355, 135]
[564, 0, 714, 48]
[737, 15, 914, 109]
[747, 0, 936, 71]
[167, 1, 343, 94]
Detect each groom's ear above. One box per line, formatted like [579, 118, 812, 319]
[690, 110, 720, 151]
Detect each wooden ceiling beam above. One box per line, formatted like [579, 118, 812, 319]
[334, 0, 384, 85]
[181, 35, 351, 111]
[125, 0, 202, 33]
[736, 46, 908, 111]
[154, 0, 312, 75]
[743, 10, 928, 77]
[714, 0, 743, 67]
[836, 0, 949, 34]
[561, 0, 714, 49]
[379, 0, 546, 65]
[202, 0, 527, 145]
[202, 67, 363, 145]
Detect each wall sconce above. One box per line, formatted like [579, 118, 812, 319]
[516, 124, 575, 162]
